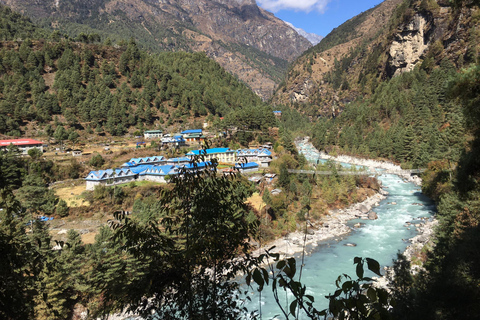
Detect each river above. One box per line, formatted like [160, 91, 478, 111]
[244, 141, 436, 319]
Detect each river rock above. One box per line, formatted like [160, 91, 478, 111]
[368, 211, 378, 220]
[417, 235, 427, 243]
[344, 243, 357, 247]
[358, 204, 369, 214]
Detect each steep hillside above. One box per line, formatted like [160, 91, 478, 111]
[0, 0, 312, 99]
[297, 0, 480, 167]
[0, 5, 277, 140]
[272, 0, 479, 117]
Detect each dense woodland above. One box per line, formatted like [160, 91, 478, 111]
[1, 1, 480, 320]
[311, 61, 467, 168]
[0, 5, 274, 140]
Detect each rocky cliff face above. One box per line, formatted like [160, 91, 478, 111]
[388, 13, 432, 76]
[272, 0, 479, 117]
[0, 0, 311, 99]
[271, 0, 403, 112]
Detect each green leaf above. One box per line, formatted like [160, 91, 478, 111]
[252, 268, 264, 288]
[246, 273, 251, 286]
[342, 280, 353, 291]
[366, 258, 381, 276]
[354, 256, 362, 264]
[367, 287, 377, 302]
[356, 261, 364, 279]
[285, 258, 296, 278]
[261, 268, 269, 285]
[290, 299, 298, 316]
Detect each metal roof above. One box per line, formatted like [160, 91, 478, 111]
[166, 157, 191, 163]
[85, 168, 136, 181]
[0, 139, 44, 146]
[237, 148, 272, 156]
[181, 129, 202, 134]
[131, 165, 177, 176]
[178, 161, 212, 170]
[186, 148, 233, 156]
[122, 156, 166, 167]
[235, 162, 259, 169]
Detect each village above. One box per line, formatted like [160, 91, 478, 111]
[0, 128, 276, 192]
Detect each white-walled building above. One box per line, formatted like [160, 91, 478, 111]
[0, 138, 44, 155]
[144, 130, 163, 139]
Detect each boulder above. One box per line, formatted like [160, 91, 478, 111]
[358, 204, 369, 214]
[368, 211, 378, 220]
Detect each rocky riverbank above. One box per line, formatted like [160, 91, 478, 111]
[317, 148, 439, 286]
[252, 189, 388, 258]
[257, 138, 436, 285]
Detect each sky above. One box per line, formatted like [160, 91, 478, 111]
[256, 0, 385, 37]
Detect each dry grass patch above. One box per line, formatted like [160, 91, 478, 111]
[55, 185, 90, 207]
[81, 232, 98, 244]
[247, 192, 265, 211]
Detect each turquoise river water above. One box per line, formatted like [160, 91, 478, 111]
[244, 142, 436, 319]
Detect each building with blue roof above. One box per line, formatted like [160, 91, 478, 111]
[186, 147, 236, 163]
[86, 164, 180, 189]
[121, 155, 166, 167]
[180, 161, 210, 171]
[181, 129, 202, 134]
[161, 135, 186, 146]
[180, 129, 205, 143]
[166, 157, 191, 165]
[85, 168, 137, 190]
[136, 165, 178, 183]
[236, 148, 272, 167]
[235, 162, 259, 173]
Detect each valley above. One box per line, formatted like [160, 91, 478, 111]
[1, 0, 480, 319]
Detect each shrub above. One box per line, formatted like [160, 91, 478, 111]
[89, 153, 105, 168]
[56, 199, 69, 217]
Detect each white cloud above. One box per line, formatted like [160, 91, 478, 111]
[257, 0, 330, 13]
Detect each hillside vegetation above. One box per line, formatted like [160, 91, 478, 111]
[273, 0, 478, 117]
[286, 0, 480, 319]
[0, 0, 312, 98]
[0, 4, 275, 139]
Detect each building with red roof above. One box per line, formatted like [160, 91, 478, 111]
[0, 139, 44, 155]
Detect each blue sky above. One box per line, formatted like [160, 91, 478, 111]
[257, 0, 385, 36]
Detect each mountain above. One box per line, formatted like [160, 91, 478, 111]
[284, 22, 324, 45]
[0, 0, 312, 99]
[272, 0, 403, 114]
[0, 4, 278, 140]
[273, 0, 480, 117]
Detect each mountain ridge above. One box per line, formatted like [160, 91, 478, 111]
[272, 0, 479, 117]
[0, 0, 312, 99]
[285, 22, 324, 45]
